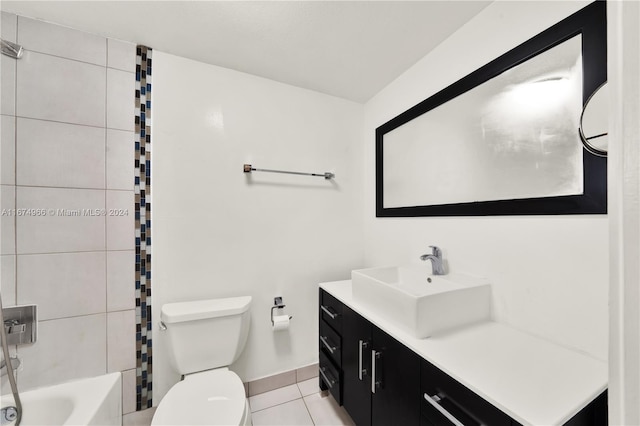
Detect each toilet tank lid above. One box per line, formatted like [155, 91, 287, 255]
[161, 296, 252, 324]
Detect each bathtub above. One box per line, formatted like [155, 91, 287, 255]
[1, 372, 121, 425]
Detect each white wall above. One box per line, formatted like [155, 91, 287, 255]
[363, 1, 608, 361]
[152, 52, 364, 401]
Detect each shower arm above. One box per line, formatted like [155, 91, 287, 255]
[0, 39, 23, 60]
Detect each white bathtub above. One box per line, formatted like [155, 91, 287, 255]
[1, 372, 122, 425]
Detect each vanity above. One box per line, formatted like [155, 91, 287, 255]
[318, 278, 607, 425]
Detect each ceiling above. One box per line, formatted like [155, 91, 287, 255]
[1, 1, 491, 103]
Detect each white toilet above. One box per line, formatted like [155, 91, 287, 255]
[151, 296, 253, 426]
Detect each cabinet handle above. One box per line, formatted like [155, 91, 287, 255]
[321, 305, 339, 319]
[319, 366, 335, 389]
[358, 340, 369, 380]
[320, 335, 336, 354]
[423, 393, 465, 426]
[371, 350, 381, 393]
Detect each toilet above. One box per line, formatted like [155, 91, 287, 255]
[151, 296, 252, 426]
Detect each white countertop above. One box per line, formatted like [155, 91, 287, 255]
[320, 280, 607, 426]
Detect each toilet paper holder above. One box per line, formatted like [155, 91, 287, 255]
[271, 297, 292, 325]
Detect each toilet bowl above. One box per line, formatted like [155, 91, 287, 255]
[151, 369, 251, 425]
[151, 296, 252, 426]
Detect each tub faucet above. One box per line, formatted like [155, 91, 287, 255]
[420, 246, 445, 275]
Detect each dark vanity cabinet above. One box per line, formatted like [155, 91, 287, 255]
[342, 304, 421, 426]
[420, 358, 607, 426]
[319, 288, 421, 426]
[319, 288, 607, 426]
[319, 289, 343, 404]
[421, 358, 515, 426]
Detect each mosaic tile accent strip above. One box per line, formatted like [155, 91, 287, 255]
[135, 45, 153, 410]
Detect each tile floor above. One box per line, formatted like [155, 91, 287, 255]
[123, 377, 355, 426]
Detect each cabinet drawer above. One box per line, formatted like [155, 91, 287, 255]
[421, 360, 513, 426]
[320, 289, 343, 334]
[319, 350, 342, 405]
[320, 318, 342, 366]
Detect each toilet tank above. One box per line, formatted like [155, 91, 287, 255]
[161, 296, 252, 375]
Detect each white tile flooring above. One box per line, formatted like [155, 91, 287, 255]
[123, 377, 355, 426]
[249, 378, 354, 426]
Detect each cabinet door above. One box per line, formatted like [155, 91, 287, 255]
[342, 305, 372, 426]
[372, 325, 421, 426]
[421, 359, 513, 426]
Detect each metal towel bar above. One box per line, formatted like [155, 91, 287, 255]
[243, 164, 334, 179]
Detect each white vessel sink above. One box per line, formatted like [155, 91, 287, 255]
[351, 265, 491, 338]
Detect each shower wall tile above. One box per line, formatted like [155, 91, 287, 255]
[0, 13, 17, 116]
[1, 12, 17, 42]
[17, 51, 106, 127]
[17, 16, 107, 66]
[0, 345, 17, 395]
[107, 68, 135, 131]
[107, 129, 134, 190]
[17, 252, 106, 320]
[107, 250, 135, 311]
[107, 310, 136, 373]
[1, 255, 16, 306]
[1, 115, 15, 184]
[1, 53, 16, 116]
[3, 11, 138, 408]
[122, 368, 137, 415]
[107, 190, 135, 250]
[18, 313, 107, 391]
[1, 185, 15, 255]
[16, 186, 105, 254]
[16, 118, 106, 189]
[108, 39, 136, 73]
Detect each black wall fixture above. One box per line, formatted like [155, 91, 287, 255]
[376, 1, 606, 217]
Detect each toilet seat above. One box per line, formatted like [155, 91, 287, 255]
[151, 368, 250, 425]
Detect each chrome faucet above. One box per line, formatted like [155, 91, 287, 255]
[420, 246, 445, 275]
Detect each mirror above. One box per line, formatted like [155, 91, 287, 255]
[376, 2, 606, 217]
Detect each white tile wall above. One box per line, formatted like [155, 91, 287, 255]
[1, 115, 15, 185]
[19, 313, 107, 390]
[0, 345, 17, 395]
[107, 310, 136, 373]
[108, 39, 136, 73]
[0, 12, 137, 417]
[107, 129, 134, 190]
[107, 68, 135, 131]
[122, 369, 137, 415]
[1, 12, 17, 42]
[1, 13, 17, 116]
[16, 186, 105, 254]
[17, 252, 106, 320]
[1, 255, 16, 305]
[16, 118, 106, 189]
[106, 190, 135, 250]
[17, 51, 106, 127]
[1, 53, 16, 116]
[1, 185, 15, 255]
[17, 16, 107, 66]
[107, 250, 135, 311]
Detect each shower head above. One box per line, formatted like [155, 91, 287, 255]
[1, 39, 23, 59]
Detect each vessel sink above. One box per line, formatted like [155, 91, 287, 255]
[351, 265, 491, 338]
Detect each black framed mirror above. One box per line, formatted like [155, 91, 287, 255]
[376, 1, 606, 217]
